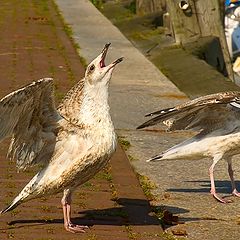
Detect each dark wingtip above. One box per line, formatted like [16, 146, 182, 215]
[136, 114, 164, 130]
[145, 107, 174, 117]
[0, 200, 22, 215]
[146, 154, 163, 162]
[1, 206, 11, 215]
[145, 113, 154, 117]
[136, 124, 146, 130]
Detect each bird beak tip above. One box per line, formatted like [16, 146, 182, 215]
[116, 57, 124, 64]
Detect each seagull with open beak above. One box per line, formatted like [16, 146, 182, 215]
[0, 43, 123, 233]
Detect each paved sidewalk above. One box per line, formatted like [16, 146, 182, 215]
[0, 1, 162, 239]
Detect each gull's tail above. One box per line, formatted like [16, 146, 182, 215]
[1, 173, 40, 214]
[146, 134, 200, 163]
[146, 153, 163, 162]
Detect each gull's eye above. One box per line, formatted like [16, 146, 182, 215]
[89, 65, 95, 71]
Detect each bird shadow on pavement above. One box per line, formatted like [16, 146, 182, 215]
[4, 198, 182, 229]
[166, 180, 240, 194]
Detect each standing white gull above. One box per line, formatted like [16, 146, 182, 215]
[0, 43, 123, 233]
[137, 91, 240, 203]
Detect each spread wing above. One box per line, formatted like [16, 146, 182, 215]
[0, 78, 61, 171]
[137, 91, 240, 135]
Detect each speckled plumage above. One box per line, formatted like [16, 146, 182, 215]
[0, 43, 123, 232]
[138, 92, 240, 203]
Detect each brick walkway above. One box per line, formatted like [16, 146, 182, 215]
[0, 1, 162, 239]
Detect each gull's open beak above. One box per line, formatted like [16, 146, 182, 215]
[111, 57, 124, 66]
[99, 43, 123, 69]
[100, 43, 111, 68]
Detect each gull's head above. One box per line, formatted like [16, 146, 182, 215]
[85, 43, 123, 85]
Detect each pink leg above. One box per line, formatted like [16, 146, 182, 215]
[209, 156, 231, 203]
[61, 189, 89, 233]
[227, 159, 240, 197]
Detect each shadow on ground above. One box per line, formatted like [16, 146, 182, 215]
[4, 196, 222, 230]
[4, 198, 164, 229]
[167, 180, 240, 194]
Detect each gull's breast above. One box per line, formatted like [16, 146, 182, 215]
[35, 128, 116, 195]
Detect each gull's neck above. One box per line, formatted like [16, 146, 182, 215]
[77, 81, 113, 128]
[58, 78, 114, 130]
[58, 79, 84, 117]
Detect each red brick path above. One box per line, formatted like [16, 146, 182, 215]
[0, 1, 162, 239]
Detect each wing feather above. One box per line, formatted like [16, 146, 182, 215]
[137, 91, 240, 134]
[0, 78, 61, 170]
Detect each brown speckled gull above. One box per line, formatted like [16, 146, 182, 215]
[137, 92, 240, 203]
[0, 43, 123, 233]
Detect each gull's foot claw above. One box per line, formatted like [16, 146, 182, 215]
[232, 189, 240, 197]
[65, 223, 89, 233]
[211, 192, 232, 203]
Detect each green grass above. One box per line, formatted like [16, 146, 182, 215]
[82, 182, 93, 187]
[33, 0, 49, 12]
[40, 205, 51, 212]
[130, 28, 163, 41]
[46, 226, 56, 234]
[137, 174, 156, 200]
[90, 0, 104, 9]
[127, 154, 138, 161]
[125, 225, 138, 239]
[63, 23, 73, 39]
[86, 234, 97, 240]
[151, 205, 165, 224]
[81, 181, 100, 191]
[118, 136, 131, 151]
[125, 0, 136, 14]
[11, 209, 21, 217]
[95, 169, 112, 181]
[6, 182, 16, 189]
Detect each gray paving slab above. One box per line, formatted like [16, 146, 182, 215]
[55, 1, 240, 239]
